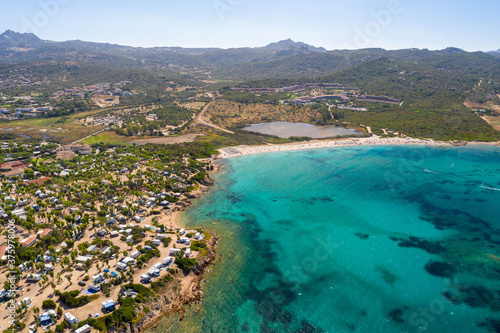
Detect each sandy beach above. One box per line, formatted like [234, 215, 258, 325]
[217, 136, 500, 159]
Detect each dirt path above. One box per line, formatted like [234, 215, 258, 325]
[196, 102, 234, 134]
[328, 105, 335, 120]
[481, 116, 500, 131]
[131, 134, 204, 145]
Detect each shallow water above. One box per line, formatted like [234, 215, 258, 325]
[242, 122, 359, 138]
[150, 145, 500, 333]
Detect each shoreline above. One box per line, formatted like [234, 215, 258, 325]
[134, 137, 500, 333]
[131, 181, 219, 333]
[217, 136, 500, 159]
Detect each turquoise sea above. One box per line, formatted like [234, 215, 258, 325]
[151, 146, 500, 333]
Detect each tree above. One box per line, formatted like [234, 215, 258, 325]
[42, 300, 57, 309]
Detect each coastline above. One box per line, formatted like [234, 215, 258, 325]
[134, 137, 500, 333]
[217, 135, 500, 159]
[128, 179, 219, 333]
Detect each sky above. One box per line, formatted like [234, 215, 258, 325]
[0, 0, 499, 51]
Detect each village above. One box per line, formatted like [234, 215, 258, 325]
[0, 79, 137, 120]
[0, 139, 217, 333]
[226, 82, 402, 108]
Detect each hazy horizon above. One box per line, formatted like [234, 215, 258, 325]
[4, 29, 496, 53]
[0, 0, 499, 52]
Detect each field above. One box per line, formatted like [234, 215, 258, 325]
[206, 100, 321, 128]
[81, 131, 132, 145]
[130, 133, 205, 145]
[464, 101, 500, 113]
[481, 116, 500, 131]
[0, 111, 107, 142]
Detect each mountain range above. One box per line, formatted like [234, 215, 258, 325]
[1, 30, 499, 82]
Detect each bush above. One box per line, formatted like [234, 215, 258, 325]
[59, 290, 92, 308]
[190, 241, 207, 252]
[42, 299, 57, 309]
[161, 237, 172, 247]
[112, 306, 135, 323]
[175, 258, 196, 272]
[119, 297, 135, 307]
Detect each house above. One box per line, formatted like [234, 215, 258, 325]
[0, 245, 7, 262]
[87, 245, 98, 253]
[76, 255, 94, 263]
[75, 324, 92, 333]
[56, 150, 76, 160]
[59, 169, 71, 177]
[110, 230, 119, 237]
[101, 247, 111, 256]
[26, 274, 42, 282]
[194, 232, 201, 240]
[60, 143, 92, 155]
[179, 229, 186, 235]
[151, 239, 161, 246]
[116, 262, 127, 270]
[102, 300, 116, 313]
[39, 309, 56, 327]
[0, 161, 28, 172]
[19, 297, 31, 307]
[169, 248, 181, 256]
[1, 169, 25, 178]
[21, 236, 37, 247]
[130, 251, 141, 259]
[12, 208, 27, 220]
[88, 284, 100, 292]
[25, 177, 52, 185]
[92, 273, 105, 284]
[148, 267, 160, 277]
[37, 228, 52, 238]
[64, 313, 80, 325]
[121, 257, 135, 266]
[155, 234, 166, 240]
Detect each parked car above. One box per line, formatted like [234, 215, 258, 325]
[78, 281, 86, 287]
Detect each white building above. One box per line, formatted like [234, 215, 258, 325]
[75, 324, 92, 333]
[169, 248, 181, 256]
[64, 312, 80, 325]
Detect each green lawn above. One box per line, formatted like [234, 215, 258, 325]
[82, 131, 131, 145]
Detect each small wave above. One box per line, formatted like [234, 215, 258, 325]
[480, 185, 500, 191]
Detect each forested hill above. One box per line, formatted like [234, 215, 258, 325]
[1, 30, 499, 84]
[316, 55, 500, 110]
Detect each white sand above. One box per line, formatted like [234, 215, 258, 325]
[217, 136, 454, 159]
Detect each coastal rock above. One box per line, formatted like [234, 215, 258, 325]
[118, 236, 218, 333]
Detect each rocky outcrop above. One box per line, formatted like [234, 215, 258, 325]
[116, 236, 218, 333]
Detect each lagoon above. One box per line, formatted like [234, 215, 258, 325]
[242, 121, 359, 138]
